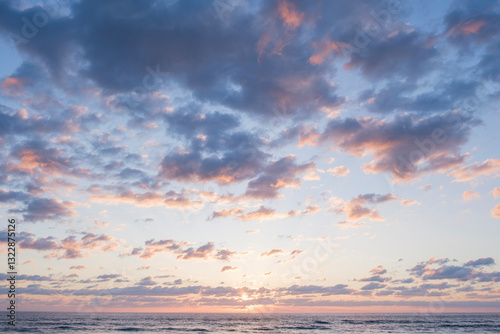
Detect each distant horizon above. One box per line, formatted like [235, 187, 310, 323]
[12, 310, 500, 314]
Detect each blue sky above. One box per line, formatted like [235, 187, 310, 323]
[0, 0, 499, 312]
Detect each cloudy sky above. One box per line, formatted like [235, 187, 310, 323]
[0, 0, 499, 313]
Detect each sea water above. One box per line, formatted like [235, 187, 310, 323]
[1, 312, 499, 333]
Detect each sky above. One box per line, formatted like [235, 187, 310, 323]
[0, 0, 499, 313]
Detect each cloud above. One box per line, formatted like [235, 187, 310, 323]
[56, 233, 120, 259]
[13, 198, 77, 222]
[277, 0, 304, 30]
[464, 257, 495, 267]
[158, 148, 268, 186]
[400, 199, 420, 206]
[209, 203, 319, 222]
[344, 30, 438, 80]
[243, 155, 314, 199]
[463, 190, 480, 201]
[221, 266, 238, 272]
[0, 190, 29, 203]
[442, 3, 500, 53]
[96, 274, 123, 282]
[4, 140, 89, 177]
[357, 79, 485, 116]
[327, 166, 350, 177]
[159, 110, 270, 186]
[278, 284, 354, 296]
[90, 189, 203, 209]
[420, 184, 432, 191]
[296, 112, 479, 182]
[15, 231, 119, 260]
[329, 193, 398, 221]
[239, 206, 290, 221]
[136, 239, 187, 260]
[357, 265, 391, 283]
[492, 187, 500, 198]
[137, 276, 157, 286]
[361, 282, 386, 290]
[491, 204, 500, 218]
[17, 234, 58, 251]
[0, 274, 54, 282]
[128, 238, 241, 262]
[177, 242, 216, 261]
[409, 257, 500, 282]
[449, 159, 500, 182]
[69, 265, 86, 270]
[421, 266, 474, 281]
[214, 249, 240, 261]
[245, 229, 259, 234]
[260, 249, 284, 257]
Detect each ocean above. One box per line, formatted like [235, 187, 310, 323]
[1, 312, 499, 333]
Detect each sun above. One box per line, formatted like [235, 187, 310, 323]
[241, 293, 250, 301]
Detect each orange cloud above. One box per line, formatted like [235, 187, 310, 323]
[463, 190, 480, 202]
[278, 0, 304, 30]
[448, 19, 488, 36]
[90, 190, 203, 209]
[492, 204, 500, 218]
[449, 159, 500, 182]
[70, 265, 87, 270]
[1, 77, 24, 96]
[210, 204, 320, 222]
[6, 148, 67, 176]
[329, 194, 399, 221]
[309, 41, 350, 65]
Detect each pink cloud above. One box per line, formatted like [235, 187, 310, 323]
[327, 166, 350, 177]
[277, 0, 304, 30]
[449, 159, 500, 182]
[260, 249, 284, 257]
[491, 204, 500, 218]
[463, 190, 480, 202]
[221, 266, 238, 272]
